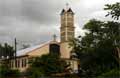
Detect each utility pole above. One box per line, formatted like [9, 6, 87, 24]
[14, 38, 17, 58]
[14, 38, 17, 67]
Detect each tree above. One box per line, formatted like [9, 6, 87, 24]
[97, 68, 120, 78]
[0, 43, 15, 59]
[70, 19, 120, 77]
[104, 2, 120, 20]
[26, 54, 70, 78]
[0, 60, 20, 78]
[104, 2, 120, 64]
[69, 2, 120, 77]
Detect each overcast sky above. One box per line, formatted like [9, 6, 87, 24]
[0, 0, 119, 49]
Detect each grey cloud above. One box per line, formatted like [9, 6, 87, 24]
[0, 0, 119, 49]
[0, 0, 64, 25]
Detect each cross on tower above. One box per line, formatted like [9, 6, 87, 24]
[53, 34, 57, 41]
[66, 3, 69, 10]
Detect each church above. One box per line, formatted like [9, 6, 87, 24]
[8, 6, 79, 73]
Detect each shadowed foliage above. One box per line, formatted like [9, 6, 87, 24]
[26, 54, 70, 78]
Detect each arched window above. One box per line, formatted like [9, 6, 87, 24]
[49, 44, 60, 55]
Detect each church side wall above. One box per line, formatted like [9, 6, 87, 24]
[9, 56, 29, 72]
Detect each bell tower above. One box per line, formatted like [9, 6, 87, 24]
[60, 4, 75, 42]
[60, 5, 79, 72]
[60, 4, 75, 59]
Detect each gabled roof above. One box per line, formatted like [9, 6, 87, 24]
[60, 8, 74, 15]
[67, 8, 74, 14]
[17, 41, 58, 56]
[17, 41, 59, 57]
[60, 9, 65, 15]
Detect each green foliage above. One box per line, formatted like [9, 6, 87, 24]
[104, 2, 120, 20]
[0, 43, 15, 59]
[97, 68, 120, 78]
[69, 2, 120, 77]
[70, 19, 120, 77]
[26, 54, 69, 78]
[0, 62, 20, 78]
